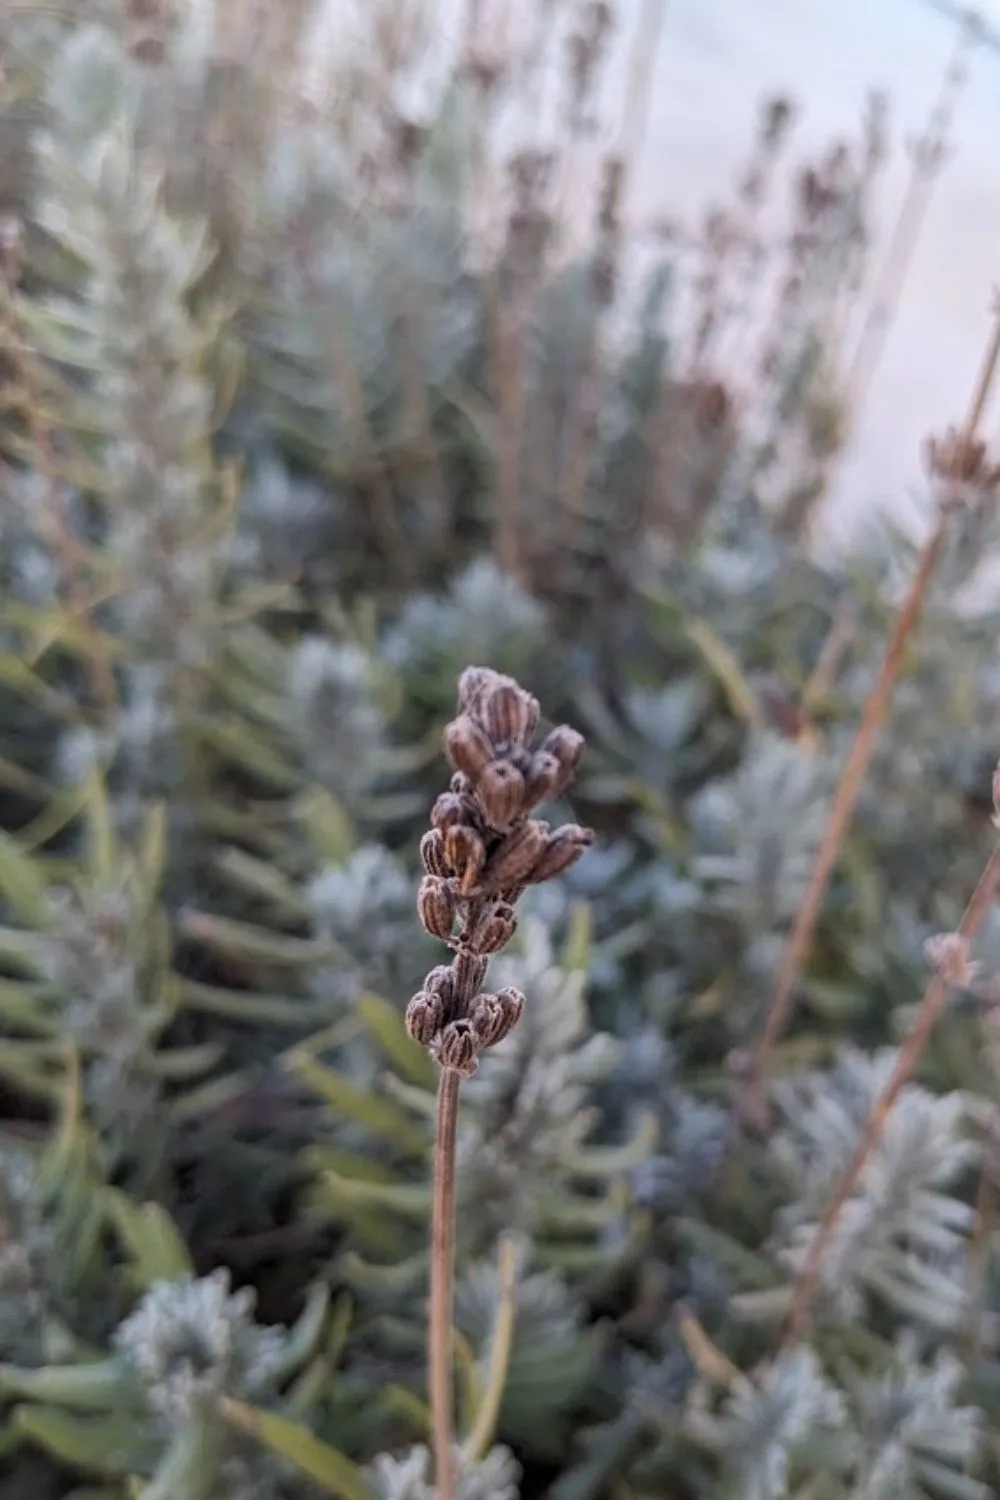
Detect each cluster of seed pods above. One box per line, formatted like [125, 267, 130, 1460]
[406, 667, 593, 1076]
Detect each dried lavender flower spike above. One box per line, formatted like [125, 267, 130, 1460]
[415, 667, 592, 1500]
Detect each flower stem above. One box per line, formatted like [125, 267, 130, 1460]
[431, 1066, 461, 1500]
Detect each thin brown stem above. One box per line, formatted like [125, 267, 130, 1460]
[780, 839, 1000, 1348]
[744, 302, 1000, 1118]
[745, 511, 947, 1108]
[430, 1066, 461, 1500]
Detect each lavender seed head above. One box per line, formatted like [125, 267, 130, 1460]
[409, 668, 592, 1067]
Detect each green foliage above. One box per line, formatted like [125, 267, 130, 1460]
[3, 3, 1000, 1499]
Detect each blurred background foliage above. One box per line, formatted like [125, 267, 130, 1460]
[2, 1, 1000, 1497]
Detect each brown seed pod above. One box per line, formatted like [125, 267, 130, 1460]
[523, 750, 562, 808]
[526, 824, 595, 883]
[405, 989, 446, 1045]
[483, 819, 548, 889]
[473, 901, 518, 955]
[436, 1019, 481, 1076]
[424, 965, 457, 1003]
[417, 876, 457, 941]
[431, 792, 469, 832]
[458, 666, 497, 713]
[445, 824, 487, 894]
[445, 715, 495, 782]
[476, 759, 526, 832]
[495, 985, 526, 1036]
[420, 829, 451, 878]
[539, 725, 586, 790]
[481, 678, 539, 747]
[469, 985, 524, 1048]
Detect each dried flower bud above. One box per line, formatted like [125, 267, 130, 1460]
[453, 950, 489, 1001]
[539, 725, 586, 790]
[445, 715, 496, 782]
[424, 965, 457, 1003]
[480, 677, 539, 747]
[483, 819, 549, 889]
[445, 825, 487, 894]
[418, 876, 457, 940]
[451, 772, 472, 795]
[458, 666, 496, 713]
[432, 792, 470, 832]
[526, 824, 595, 883]
[473, 901, 518, 955]
[524, 750, 563, 808]
[476, 759, 526, 832]
[436, 1019, 481, 1076]
[420, 829, 450, 878]
[406, 989, 446, 1045]
[470, 986, 524, 1048]
[924, 931, 978, 988]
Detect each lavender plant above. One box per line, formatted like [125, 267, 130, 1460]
[402, 665, 593, 1500]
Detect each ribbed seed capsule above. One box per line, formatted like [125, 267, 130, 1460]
[445, 715, 496, 783]
[431, 792, 469, 832]
[483, 819, 548, 889]
[473, 901, 518, 955]
[417, 876, 457, 940]
[540, 725, 586, 791]
[457, 666, 496, 713]
[420, 829, 450, 878]
[523, 750, 562, 808]
[476, 759, 526, 832]
[481, 678, 539, 747]
[526, 824, 595, 883]
[436, 1019, 480, 1076]
[405, 989, 446, 1045]
[424, 965, 457, 1003]
[469, 986, 524, 1048]
[445, 825, 487, 894]
[495, 985, 525, 1036]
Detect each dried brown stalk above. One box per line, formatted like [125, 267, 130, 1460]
[780, 823, 1000, 1348]
[430, 1066, 461, 1500]
[408, 667, 592, 1498]
[743, 301, 1000, 1124]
